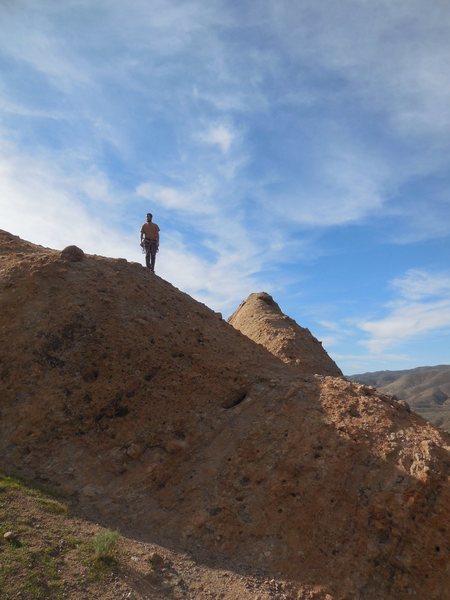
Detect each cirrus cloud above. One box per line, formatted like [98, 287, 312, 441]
[359, 270, 450, 353]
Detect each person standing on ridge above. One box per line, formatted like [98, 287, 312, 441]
[140, 213, 160, 273]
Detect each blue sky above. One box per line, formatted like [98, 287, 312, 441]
[1, 0, 450, 374]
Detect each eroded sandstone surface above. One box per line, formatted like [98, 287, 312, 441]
[1, 230, 449, 600]
[229, 292, 342, 377]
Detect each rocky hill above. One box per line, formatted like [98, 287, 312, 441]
[350, 366, 450, 433]
[228, 292, 342, 377]
[1, 230, 449, 600]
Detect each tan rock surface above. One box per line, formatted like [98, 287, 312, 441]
[1, 230, 449, 600]
[351, 365, 450, 433]
[228, 292, 342, 376]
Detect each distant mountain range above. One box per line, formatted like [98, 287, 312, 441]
[349, 365, 450, 432]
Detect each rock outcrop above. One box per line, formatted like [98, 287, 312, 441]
[351, 365, 450, 433]
[228, 292, 342, 377]
[1, 230, 449, 600]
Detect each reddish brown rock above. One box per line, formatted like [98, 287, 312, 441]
[0, 230, 449, 600]
[229, 292, 342, 376]
[61, 245, 85, 261]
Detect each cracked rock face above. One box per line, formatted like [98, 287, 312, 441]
[228, 292, 342, 377]
[1, 230, 449, 600]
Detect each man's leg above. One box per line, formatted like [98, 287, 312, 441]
[145, 243, 151, 269]
[150, 246, 156, 272]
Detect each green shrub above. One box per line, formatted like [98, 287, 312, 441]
[86, 530, 120, 579]
[90, 529, 119, 561]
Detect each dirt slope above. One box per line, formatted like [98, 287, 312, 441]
[1, 473, 293, 600]
[350, 366, 450, 433]
[228, 292, 342, 377]
[1, 230, 449, 600]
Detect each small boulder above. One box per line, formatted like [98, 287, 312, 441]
[61, 245, 85, 262]
[148, 551, 165, 569]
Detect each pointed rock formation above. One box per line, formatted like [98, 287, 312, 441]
[229, 292, 342, 376]
[1, 231, 449, 600]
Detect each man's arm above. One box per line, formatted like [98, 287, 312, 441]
[140, 225, 145, 243]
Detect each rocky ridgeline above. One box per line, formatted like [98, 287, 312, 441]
[351, 366, 450, 433]
[0, 230, 449, 600]
[228, 292, 342, 377]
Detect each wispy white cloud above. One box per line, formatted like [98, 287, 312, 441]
[312, 270, 450, 371]
[136, 181, 216, 215]
[2, 0, 450, 239]
[0, 136, 135, 258]
[385, 196, 450, 244]
[0, 133, 270, 313]
[160, 232, 270, 313]
[359, 270, 450, 353]
[78, 167, 119, 206]
[192, 85, 269, 113]
[269, 0, 450, 138]
[198, 124, 236, 154]
[392, 269, 450, 300]
[0, 95, 67, 120]
[0, 15, 91, 93]
[319, 335, 338, 348]
[269, 143, 389, 227]
[316, 319, 355, 349]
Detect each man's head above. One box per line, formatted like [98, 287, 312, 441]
[146, 213, 153, 222]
